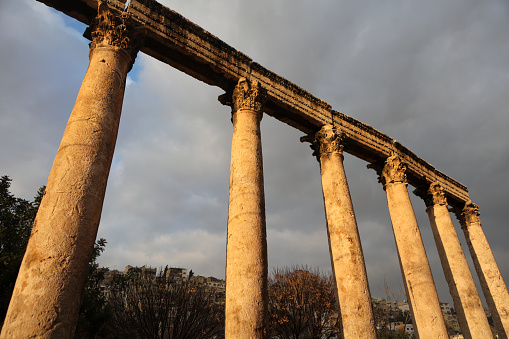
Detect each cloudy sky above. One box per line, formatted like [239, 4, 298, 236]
[1, 0, 508, 306]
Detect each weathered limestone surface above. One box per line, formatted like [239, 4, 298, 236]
[458, 202, 509, 339]
[36, 0, 470, 205]
[224, 78, 268, 339]
[0, 3, 143, 338]
[308, 124, 376, 338]
[422, 183, 491, 339]
[377, 155, 448, 339]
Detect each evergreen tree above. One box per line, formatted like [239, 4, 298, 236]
[1, 176, 111, 338]
[0, 176, 44, 324]
[74, 238, 113, 338]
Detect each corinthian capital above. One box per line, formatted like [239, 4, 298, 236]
[381, 154, 407, 187]
[89, 2, 145, 65]
[232, 78, 266, 113]
[313, 124, 345, 158]
[428, 182, 448, 206]
[462, 200, 481, 225]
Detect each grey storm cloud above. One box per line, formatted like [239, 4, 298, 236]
[1, 0, 508, 304]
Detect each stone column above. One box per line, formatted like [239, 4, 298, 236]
[224, 78, 268, 339]
[457, 201, 509, 338]
[422, 183, 491, 339]
[0, 3, 143, 338]
[376, 155, 448, 338]
[305, 124, 376, 338]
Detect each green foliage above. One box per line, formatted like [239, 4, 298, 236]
[0, 176, 44, 324]
[0, 176, 111, 337]
[75, 238, 114, 339]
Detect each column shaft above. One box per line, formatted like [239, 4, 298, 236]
[312, 125, 376, 338]
[380, 155, 448, 338]
[0, 4, 142, 338]
[460, 202, 509, 338]
[424, 183, 491, 339]
[225, 79, 268, 338]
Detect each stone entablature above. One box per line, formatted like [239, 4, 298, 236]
[37, 0, 469, 205]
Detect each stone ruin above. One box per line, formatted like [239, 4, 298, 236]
[1, 1, 508, 338]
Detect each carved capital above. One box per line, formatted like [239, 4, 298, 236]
[462, 200, 481, 225]
[313, 124, 345, 158]
[88, 2, 145, 68]
[232, 78, 266, 113]
[380, 154, 407, 187]
[428, 182, 448, 206]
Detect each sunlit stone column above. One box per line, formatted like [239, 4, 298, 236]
[374, 155, 448, 338]
[421, 183, 491, 339]
[224, 78, 268, 339]
[304, 124, 376, 338]
[0, 3, 144, 338]
[457, 201, 509, 338]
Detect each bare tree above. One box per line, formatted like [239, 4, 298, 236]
[106, 270, 224, 339]
[268, 266, 340, 339]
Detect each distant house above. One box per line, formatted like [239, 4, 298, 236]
[190, 275, 226, 292]
[397, 301, 410, 312]
[440, 302, 461, 333]
[404, 323, 414, 335]
[164, 267, 188, 282]
[101, 269, 122, 286]
[440, 302, 451, 314]
[124, 265, 157, 280]
[207, 277, 226, 292]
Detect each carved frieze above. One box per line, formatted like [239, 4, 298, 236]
[232, 78, 266, 113]
[380, 154, 407, 187]
[89, 1, 145, 65]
